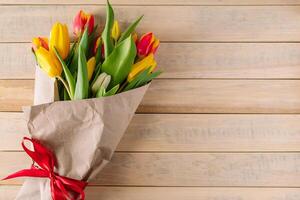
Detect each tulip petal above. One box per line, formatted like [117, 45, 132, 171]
[112, 20, 121, 43]
[87, 15, 95, 35]
[87, 57, 96, 80]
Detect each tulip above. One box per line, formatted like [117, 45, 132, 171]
[32, 37, 49, 51]
[111, 20, 121, 43]
[35, 47, 62, 78]
[92, 72, 111, 94]
[73, 10, 95, 37]
[132, 32, 138, 44]
[49, 22, 70, 60]
[127, 53, 157, 82]
[87, 57, 96, 80]
[136, 32, 159, 57]
[93, 36, 101, 54]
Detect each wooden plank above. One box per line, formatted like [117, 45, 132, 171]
[2, 0, 300, 5]
[0, 80, 33, 112]
[140, 79, 300, 113]
[5, 43, 300, 79]
[3, 79, 300, 113]
[2, 6, 300, 42]
[1, 152, 300, 186]
[1, 186, 300, 200]
[2, 112, 300, 152]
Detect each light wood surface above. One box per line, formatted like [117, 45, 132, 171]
[3, 0, 300, 5]
[5, 43, 300, 79]
[1, 186, 300, 200]
[3, 79, 300, 113]
[2, 112, 300, 152]
[3, 6, 300, 42]
[1, 152, 300, 186]
[0, 1, 299, 199]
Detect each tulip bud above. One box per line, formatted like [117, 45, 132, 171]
[49, 22, 70, 60]
[127, 53, 156, 82]
[35, 47, 62, 78]
[136, 32, 160, 57]
[92, 72, 108, 94]
[111, 20, 121, 43]
[93, 37, 101, 54]
[32, 37, 49, 51]
[132, 32, 138, 44]
[101, 75, 111, 90]
[87, 57, 96, 80]
[73, 10, 95, 37]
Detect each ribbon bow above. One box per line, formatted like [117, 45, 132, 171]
[3, 137, 87, 200]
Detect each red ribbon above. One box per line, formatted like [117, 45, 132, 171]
[3, 137, 87, 200]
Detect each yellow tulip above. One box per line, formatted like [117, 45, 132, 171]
[49, 22, 70, 59]
[87, 57, 96, 80]
[111, 20, 121, 43]
[35, 47, 62, 77]
[127, 53, 157, 82]
[32, 37, 49, 51]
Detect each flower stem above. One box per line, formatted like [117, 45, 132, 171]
[56, 76, 72, 100]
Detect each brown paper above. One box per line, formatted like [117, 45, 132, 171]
[16, 67, 149, 199]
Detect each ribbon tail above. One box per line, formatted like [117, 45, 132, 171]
[2, 168, 48, 181]
[56, 176, 87, 200]
[51, 179, 71, 200]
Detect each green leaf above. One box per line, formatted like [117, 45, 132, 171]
[63, 88, 70, 100]
[95, 43, 102, 65]
[80, 28, 89, 57]
[91, 62, 102, 85]
[118, 15, 143, 43]
[54, 47, 75, 99]
[69, 29, 89, 75]
[74, 46, 89, 99]
[123, 68, 150, 92]
[65, 42, 76, 66]
[136, 70, 162, 87]
[102, 0, 114, 58]
[69, 46, 78, 75]
[96, 86, 106, 97]
[104, 84, 119, 96]
[102, 36, 136, 89]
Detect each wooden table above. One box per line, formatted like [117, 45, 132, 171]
[1, 0, 300, 199]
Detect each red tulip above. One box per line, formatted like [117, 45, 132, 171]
[73, 10, 95, 37]
[136, 32, 159, 57]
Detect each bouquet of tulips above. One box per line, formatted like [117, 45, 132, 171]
[32, 3, 160, 101]
[3, 1, 161, 200]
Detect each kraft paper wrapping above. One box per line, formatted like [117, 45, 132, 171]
[16, 66, 149, 199]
